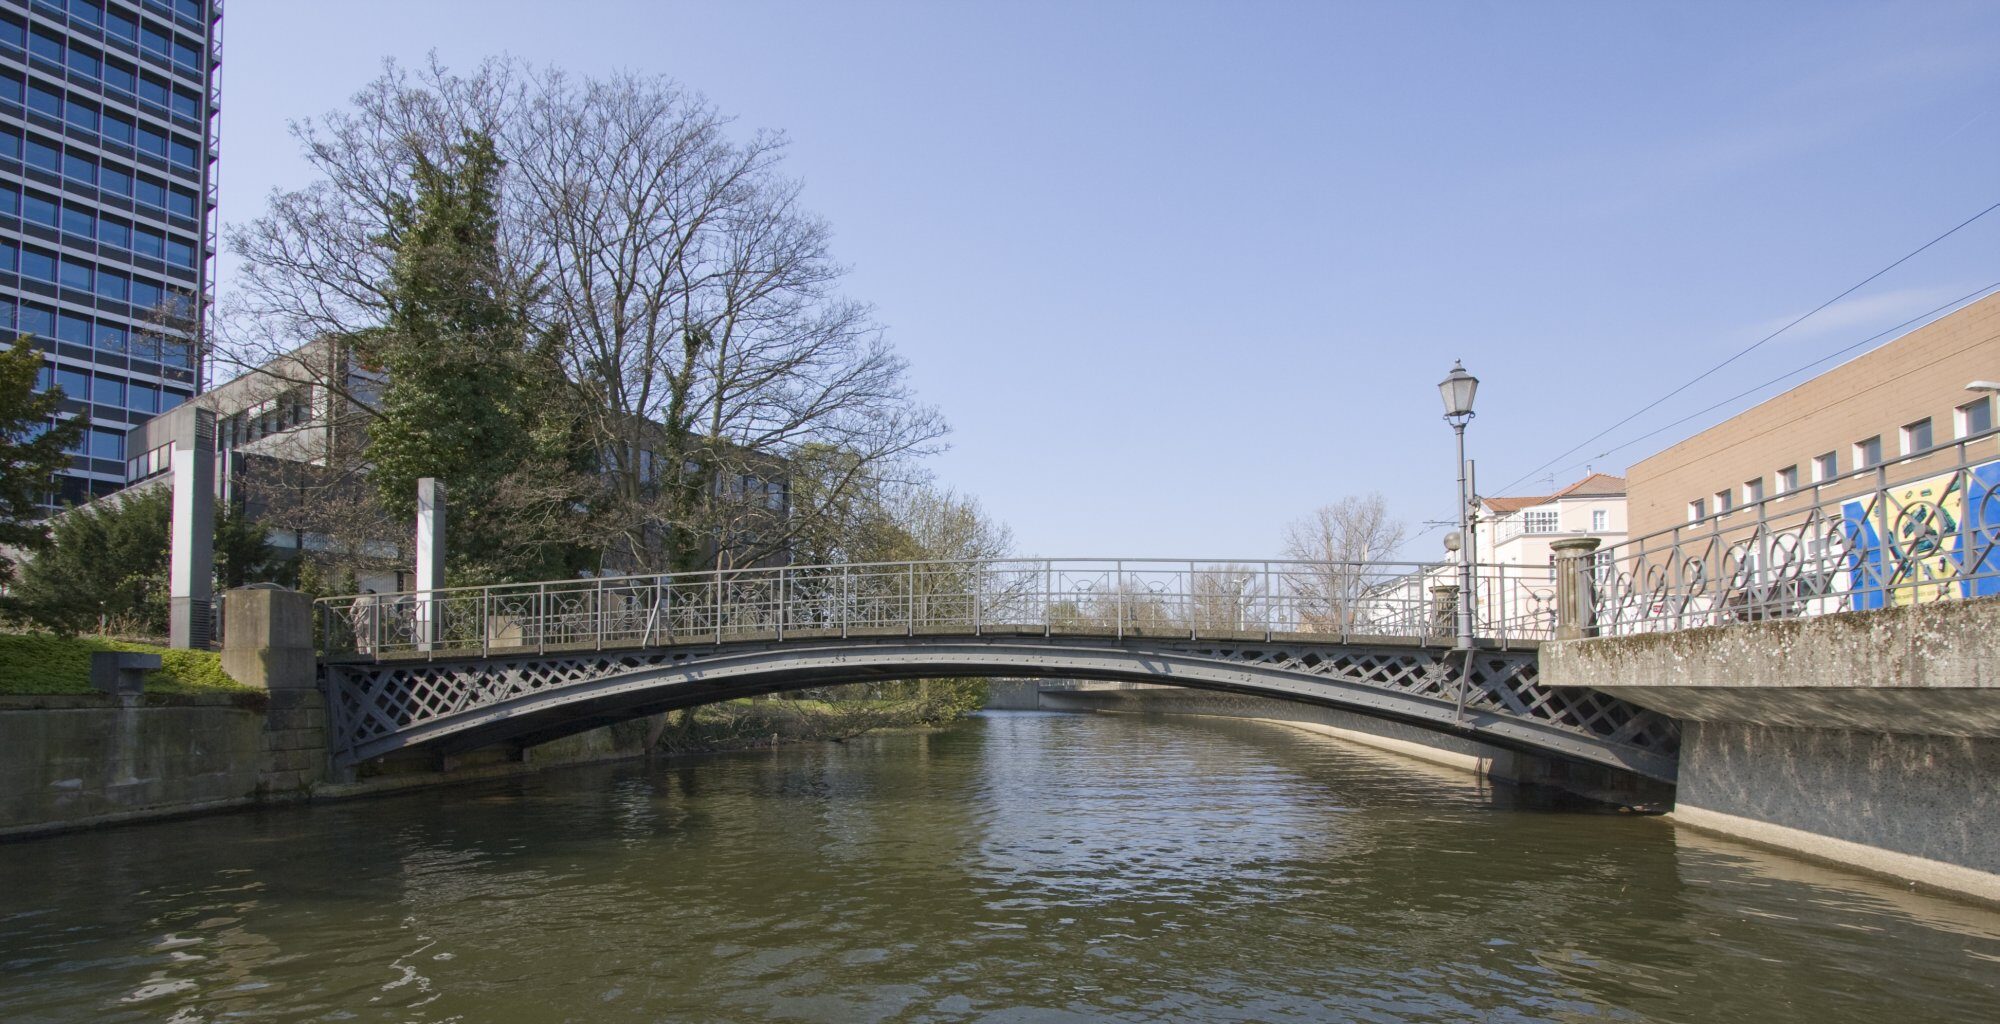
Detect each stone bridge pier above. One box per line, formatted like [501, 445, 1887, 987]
[1543, 597, 2000, 904]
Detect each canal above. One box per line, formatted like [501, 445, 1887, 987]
[2, 711, 1996, 1022]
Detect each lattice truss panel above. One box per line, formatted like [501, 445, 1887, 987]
[327, 641, 1678, 762]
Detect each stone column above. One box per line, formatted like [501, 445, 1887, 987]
[1429, 584, 1460, 642]
[168, 407, 216, 649]
[1551, 536, 1603, 641]
[221, 587, 330, 795]
[415, 477, 445, 649]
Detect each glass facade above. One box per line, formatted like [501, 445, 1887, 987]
[0, 0, 216, 506]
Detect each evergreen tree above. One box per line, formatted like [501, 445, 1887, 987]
[11, 489, 285, 636]
[0, 336, 85, 591]
[362, 130, 585, 585]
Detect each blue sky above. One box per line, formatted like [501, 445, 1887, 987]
[220, 2, 2000, 559]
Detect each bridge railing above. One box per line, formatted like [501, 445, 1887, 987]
[1588, 429, 2000, 635]
[316, 558, 1561, 660]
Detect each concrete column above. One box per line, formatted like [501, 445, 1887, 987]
[1551, 536, 1602, 641]
[220, 587, 316, 691]
[168, 408, 216, 649]
[416, 477, 445, 648]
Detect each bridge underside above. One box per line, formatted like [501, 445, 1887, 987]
[324, 635, 1680, 782]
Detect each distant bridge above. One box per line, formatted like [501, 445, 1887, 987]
[317, 559, 1680, 781]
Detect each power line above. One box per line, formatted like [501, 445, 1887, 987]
[1531, 280, 2000, 483]
[1492, 199, 2000, 496]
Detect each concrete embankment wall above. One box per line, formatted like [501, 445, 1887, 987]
[1030, 684, 1661, 803]
[0, 690, 660, 841]
[1544, 596, 2000, 904]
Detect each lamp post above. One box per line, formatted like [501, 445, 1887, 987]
[1439, 361, 1478, 655]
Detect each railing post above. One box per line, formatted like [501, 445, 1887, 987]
[1189, 560, 1198, 640]
[1552, 537, 1603, 641]
[1115, 559, 1125, 640]
[536, 583, 546, 655]
[840, 566, 849, 639]
[481, 588, 489, 659]
[715, 568, 725, 645]
[1044, 561, 1052, 637]
[595, 578, 605, 650]
[777, 567, 786, 641]
[908, 562, 916, 637]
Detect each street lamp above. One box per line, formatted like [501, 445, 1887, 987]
[1439, 361, 1478, 654]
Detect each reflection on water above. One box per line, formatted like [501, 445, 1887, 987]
[1, 711, 1996, 1023]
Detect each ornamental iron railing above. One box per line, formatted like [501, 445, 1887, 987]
[317, 558, 1565, 661]
[1589, 430, 2000, 635]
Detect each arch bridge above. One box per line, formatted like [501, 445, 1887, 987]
[317, 558, 1680, 782]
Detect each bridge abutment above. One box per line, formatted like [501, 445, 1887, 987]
[1544, 597, 2000, 903]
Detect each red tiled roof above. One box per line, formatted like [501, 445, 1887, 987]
[1483, 473, 1626, 513]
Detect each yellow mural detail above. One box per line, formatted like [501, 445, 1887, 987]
[1881, 471, 1964, 606]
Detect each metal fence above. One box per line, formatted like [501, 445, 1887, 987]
[1591, 431, 2000, 635]
[317, 558, 1563, 660]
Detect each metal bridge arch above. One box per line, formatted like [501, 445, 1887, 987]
[324, 635, 1679, 782]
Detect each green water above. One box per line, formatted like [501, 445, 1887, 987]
[1, 711, 1996, 1022]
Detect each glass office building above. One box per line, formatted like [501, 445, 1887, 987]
[0, 0, 218, 506]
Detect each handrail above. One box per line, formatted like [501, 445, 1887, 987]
[316, 558, 1565, 660]
[1589, 432, 2000, 635]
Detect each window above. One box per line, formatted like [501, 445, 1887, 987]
[168, 187, 195, 218]
[28, 30, 63, 64]
[135, 177, 165, 208]
[99, 216, 130, 248]
[170, 89, 199, 120]
[129, 382, 157, 414]
[133, 228, 163, 259]
[66, 47, 98, 80]
[62, 151, 94, 184]
[1714, 489, 1734, 514]
[1958, 396, 1993, 438]
[1901, 418, 1933, 455]
[172, 41, 200, 71]
[1591, 509, 1607, 532]
[1743, 478, 1764, 504]
[58, 259, 91, 291]
[57, 313, 89, 345]
[22, 193, 54, 225]
[0, 240, 12, 273]
[136, 126, 166, 158]
[95, 269, 127, 301]
[101, 166, 132, 196]
[166, 238, 193, 267]
[106, 10, 137, 42]
[140, 25, 169, 55]
[19, 247, 54, 282]
[0, 131, 15, 160]
[138, 76, 167, 109]
[103, 112, 134, 146]
[1853, 435, 1882, 469]
[1524, 508, 1559, 534]
[93, 323, 125, 352]
[25, 83, 60, 118]
[71, 2, 105, 28]
[159, 389, 186, 411]
[1813, 452, 1838, 482]
[60, 205, 92, 238]
[130, 279, 161, 309]
[64, 98, 96, 133]
[102, 59, 135, 95]
[0, 188, 13, 218]
[168, 139, 195, 168]
[91, 374, 121, 406]
[1688, 498, 1706, 522]
[55, 367, 89, 401]
[88, 427, 123, 460]
[1776, 465, 1799, 494]
[24, 139, 58, 172]
[18, 304, 53, 337]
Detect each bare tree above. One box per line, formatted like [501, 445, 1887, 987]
[221, 57, 947, 576]
[1283, 493, 1408, 632]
